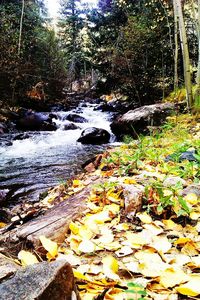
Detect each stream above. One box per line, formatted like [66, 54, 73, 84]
[0, 102, 115, 208]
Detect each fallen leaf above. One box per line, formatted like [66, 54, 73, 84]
[137, 212, 152, 224]
[176, 274, 200, 296]
[102, 255, 119, 281]
[39, 235, 58, 259]
[18, 250, 39, 266]
[184, 193, 198, 205]
[115, 246, 133, 257]
[159, 267, 189, 288]
[78, 240, 96, 253]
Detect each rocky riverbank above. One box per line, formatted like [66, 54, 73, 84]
[0, 112, 199, 299]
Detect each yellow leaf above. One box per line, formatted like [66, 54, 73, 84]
[69, 222, 80, 234]
[115, 246, 133, 257]
[73, 179, 82, 187]
[190, 211, 200, 220]
[184, 193, 198, 205]
[159, 267, 189, 288]
[18, 250, 39, 266]
[104, 288, 126, 300]
[73, 269, 90, 281]
[39, 236, 58, 259]
[174, 237, 191, 245]
[136, 212, 152, 224]
[0, 222, 7, 228]
[102, 255, 119, 280]
[79, 225, 94, 239]
[78, 240, 95, 253]
[135, 250, 167, 277]
[176, 275, 200, 296]
[125, 232, 147, 248]
[151, 235, 172, 253]
[123, 178, 137, 184]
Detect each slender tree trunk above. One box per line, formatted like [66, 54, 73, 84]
[175, 0, 193, 110]
[12, 0, 25, 103]
[173, 0, 179, 91]
[18, 0, 25, 56]
[196, 0, 200, 85]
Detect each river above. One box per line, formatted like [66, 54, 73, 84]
[0, 102, 114, 208]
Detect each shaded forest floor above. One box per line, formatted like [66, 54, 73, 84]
[2, 113, 200, 299]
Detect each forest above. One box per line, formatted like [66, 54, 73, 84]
[0, 0, 200, 300]
[0, 0, 199, 110]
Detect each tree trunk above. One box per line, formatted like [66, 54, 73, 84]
[196, 0, 200, 85]
[173, 0, 179, 91]
[18, 0, 25, 56]
[175, 0, 193, 110]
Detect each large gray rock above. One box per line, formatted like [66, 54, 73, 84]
[77, 127, 110, 144]
[110, 103, 174, 137]
[0, 260, 79, 300]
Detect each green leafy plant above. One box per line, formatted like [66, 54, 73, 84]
[126, 282, 147, 300]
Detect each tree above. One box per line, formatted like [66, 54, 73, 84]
[0, 0, 66, 105]
[174, 0, 193, 110]
[58, 0, 85, 82]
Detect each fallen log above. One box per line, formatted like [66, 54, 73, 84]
[0, 185, 92, 254]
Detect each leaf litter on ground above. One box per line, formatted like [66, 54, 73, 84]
[16, 114, 200, 299]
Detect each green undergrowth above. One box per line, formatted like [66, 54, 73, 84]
[99, 114, 199, 218]
[102, 114, 199, 181]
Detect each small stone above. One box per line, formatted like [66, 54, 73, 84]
[163, 176, 186, 188]
[181, 184, 200, 198]
[123, 184, 144, 217]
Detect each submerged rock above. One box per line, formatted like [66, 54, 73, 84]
[111, 103, 174, 138]
[77, 127, 110, 144]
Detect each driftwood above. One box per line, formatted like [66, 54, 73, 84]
[0, 186, 92, 253]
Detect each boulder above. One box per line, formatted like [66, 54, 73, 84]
[0, 260, 79, 300]
[63, 122, 79, 131]
[77, 127, 110, 144]
[16, 111, 57, 131]
[65, 114, 87, 123]
[110, 103, 174, 137]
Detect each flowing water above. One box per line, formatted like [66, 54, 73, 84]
[0, 102, 114, 207]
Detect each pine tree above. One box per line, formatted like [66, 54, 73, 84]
[58, 0, 84, 81]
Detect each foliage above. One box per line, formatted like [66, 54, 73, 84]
[0, 0, 66, 105]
